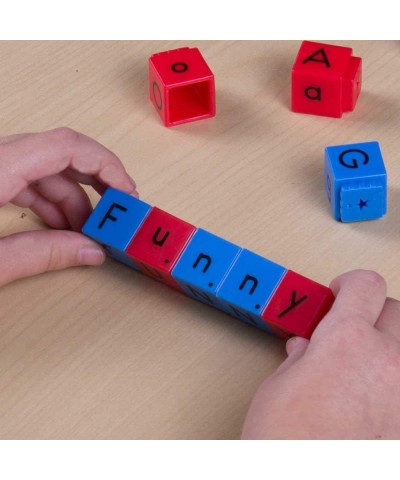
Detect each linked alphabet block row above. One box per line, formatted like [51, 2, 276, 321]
[82, 188, 334, 339]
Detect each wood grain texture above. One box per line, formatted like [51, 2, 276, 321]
[0, 41, 399, 439]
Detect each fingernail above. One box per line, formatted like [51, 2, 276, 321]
[79, 246, 106, 265]
[128, 177, 137, 190]
[122, 180, 139, 197]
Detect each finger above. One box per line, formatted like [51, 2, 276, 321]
[31, 173, 93, 231]
[327, 270, 387, 327]
[0, 230, 105, 288]
[286, 336, 309, 357]
[0, 133, 31, 145]
[12, 186, 70, 229]
[0, 127, 137, 205]
[64, 169, 108, 195]
[273, 337, 310, 375]
[375, 298, 400, 339]
[0, 132, 112, 197]
[64, 169, 139, 198]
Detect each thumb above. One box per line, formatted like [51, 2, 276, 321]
[286, 336, 310, 357]
[274, 336, 310, 375]
[0, 230, 105, 287]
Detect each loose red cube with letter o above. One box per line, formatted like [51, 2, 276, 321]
[149, 47, 216, 127]
[291, 41, 362, 118]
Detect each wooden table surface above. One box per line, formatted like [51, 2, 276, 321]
[0, 41, 399, 439]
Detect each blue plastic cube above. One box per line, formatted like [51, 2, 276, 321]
[216, 249, 287, 332]
[324, 141, 387, 222]
[82, 188, 152, 269]
[171, 228, 242, 309]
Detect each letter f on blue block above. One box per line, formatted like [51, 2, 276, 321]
[82, 187, 152, 269]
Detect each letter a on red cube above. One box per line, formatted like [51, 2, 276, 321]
[126, 207, 196, 291]
[149, 47, 216, 127]
[291, 41, 362, 118]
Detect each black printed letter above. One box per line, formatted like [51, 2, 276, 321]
[140, 263, 164, 281]
[193, 253, 212, 273]
[239, 275, 258, 295]
[186, 285, 215, 305]
[152, 227, 169, 246]
[338, 149, 369, 169]
[278, 291, 308, 318]
[302, 48, 330, 68]
[98, 203, 127, 229]
[305, 86, 321, 101]
[229, 306, 258, 326]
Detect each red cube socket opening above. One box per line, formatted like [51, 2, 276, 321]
[149, 47, 216, 127]
[168, 81, 213, 124]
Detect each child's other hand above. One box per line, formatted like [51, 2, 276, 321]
[0, 128, 138, 287]
[242, 270, 400, 439]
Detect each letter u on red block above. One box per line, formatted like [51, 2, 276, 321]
[125, 207, 196, 291]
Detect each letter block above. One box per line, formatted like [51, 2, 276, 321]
[171, 228, 242, 308]
[149, 47, 216, 127]
[324, 141, 387, 222]
[216, 249, 287, 332]
[126, 207, 196, 290]
[291, 41, 362, 118]
[261, 270, 335, 339]
[82, 188, 151, 269]
[82, 188, 335, 339]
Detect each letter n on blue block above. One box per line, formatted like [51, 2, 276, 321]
[324, 141, 387, 222]
[82, 187, 152, 269]
[171, 228, 241, 309]
[216, 249, 287, 332]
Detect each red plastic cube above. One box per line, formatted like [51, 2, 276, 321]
[126, 207, 196, 291]
[261, 270, 334, 339]
[149, 47, 216, 127]
[291, 41, 362, 118]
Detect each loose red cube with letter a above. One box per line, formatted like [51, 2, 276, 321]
[291, 41, 362, 118]
[149, 47, 216, 127]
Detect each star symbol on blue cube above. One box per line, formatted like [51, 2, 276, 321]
[358, 199, 368, 209]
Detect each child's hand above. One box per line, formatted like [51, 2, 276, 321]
[0, 128, 137, 287]
[242, 269, 400, 439]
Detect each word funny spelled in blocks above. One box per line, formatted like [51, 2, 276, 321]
[149, 47, 216, 127]
[325, 141, 387, 222]
[83, 188, 334, 339]
[291, 41, 362, 118]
